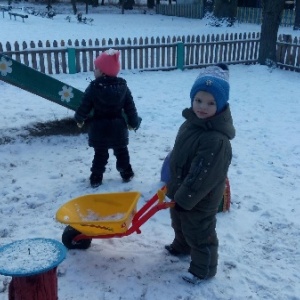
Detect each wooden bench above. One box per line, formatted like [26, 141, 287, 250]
[0, 5, 12, 18]
[8, 11, 28, 22]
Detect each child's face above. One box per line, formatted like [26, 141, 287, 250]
[192, 91, 217, 119]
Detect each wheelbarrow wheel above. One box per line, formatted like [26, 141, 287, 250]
[62, 225, 92, 250]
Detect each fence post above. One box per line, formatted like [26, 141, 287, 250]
[67, 47, 76, 74]
[177, 42, 184, 70]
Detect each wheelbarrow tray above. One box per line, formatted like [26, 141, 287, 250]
[56, 192, 141, 236]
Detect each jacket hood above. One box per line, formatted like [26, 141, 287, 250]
[182, 105, 235, 140]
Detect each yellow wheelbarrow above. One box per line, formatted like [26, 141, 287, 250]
[56, 187, 173, 250]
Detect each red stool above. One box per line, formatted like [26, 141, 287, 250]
[0, 238, 66, 300]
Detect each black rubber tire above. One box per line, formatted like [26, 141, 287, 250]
[62, 225, 92, 250]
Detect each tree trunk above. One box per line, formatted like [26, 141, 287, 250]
[71, 0, 77, 15]
[294, 0, 300, 30]
[258, 0, 285, 65]
[85, 0, 89, 13]
[46, 0, 52, 9]
[147, 0, 155, 8]
[213, 0, 238, 26]
[203, 0, 214, 14]
[123, 0, 134, 9]
[8, 268, 57, 300]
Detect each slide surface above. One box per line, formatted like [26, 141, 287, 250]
[0, 53, 83, 111]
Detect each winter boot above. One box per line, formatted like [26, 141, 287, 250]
[120, 165, 134, 182]
[89, 173, 103, 188]
[182, 272, 206, 285]
[165, 245, 190, 256]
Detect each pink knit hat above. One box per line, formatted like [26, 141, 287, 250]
[94, 49, 120, 77]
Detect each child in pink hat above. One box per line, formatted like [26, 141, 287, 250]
[94, 48, 121, 77]
[75, 49, 142, 188]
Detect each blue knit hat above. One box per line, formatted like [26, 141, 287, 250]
[190, 64, 230, 114]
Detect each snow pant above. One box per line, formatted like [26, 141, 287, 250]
[170, 208, 219, 279]
[91, 146, 130, 175]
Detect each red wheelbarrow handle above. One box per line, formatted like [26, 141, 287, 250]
[128, 186, 174, 235]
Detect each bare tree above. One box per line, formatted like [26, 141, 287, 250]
[203, 0, 214, 14]
[147, 0, 155, 8]
[294, 0, 300, 30]
[258, 0, 285, 65]
[212, 0, 238, 26]
[71, 0, 77, 15]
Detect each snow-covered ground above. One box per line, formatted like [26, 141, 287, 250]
[0, 2, 300, 299]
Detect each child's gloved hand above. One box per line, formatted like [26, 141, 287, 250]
[128, 116, 142, 132]
[134, 116, 142, 131]
[77, 122, 84, 128]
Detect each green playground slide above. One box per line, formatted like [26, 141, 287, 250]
[0, 53, 83, 112]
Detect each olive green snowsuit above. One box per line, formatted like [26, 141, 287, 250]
[166, 105, 235, 279]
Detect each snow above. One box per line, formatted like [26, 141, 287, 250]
[80, 211, 125, 222]
[0, 2, 300, 299]
[0, 238, 66, 276]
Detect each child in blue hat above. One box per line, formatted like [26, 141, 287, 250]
[165, 63, 235, 284]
